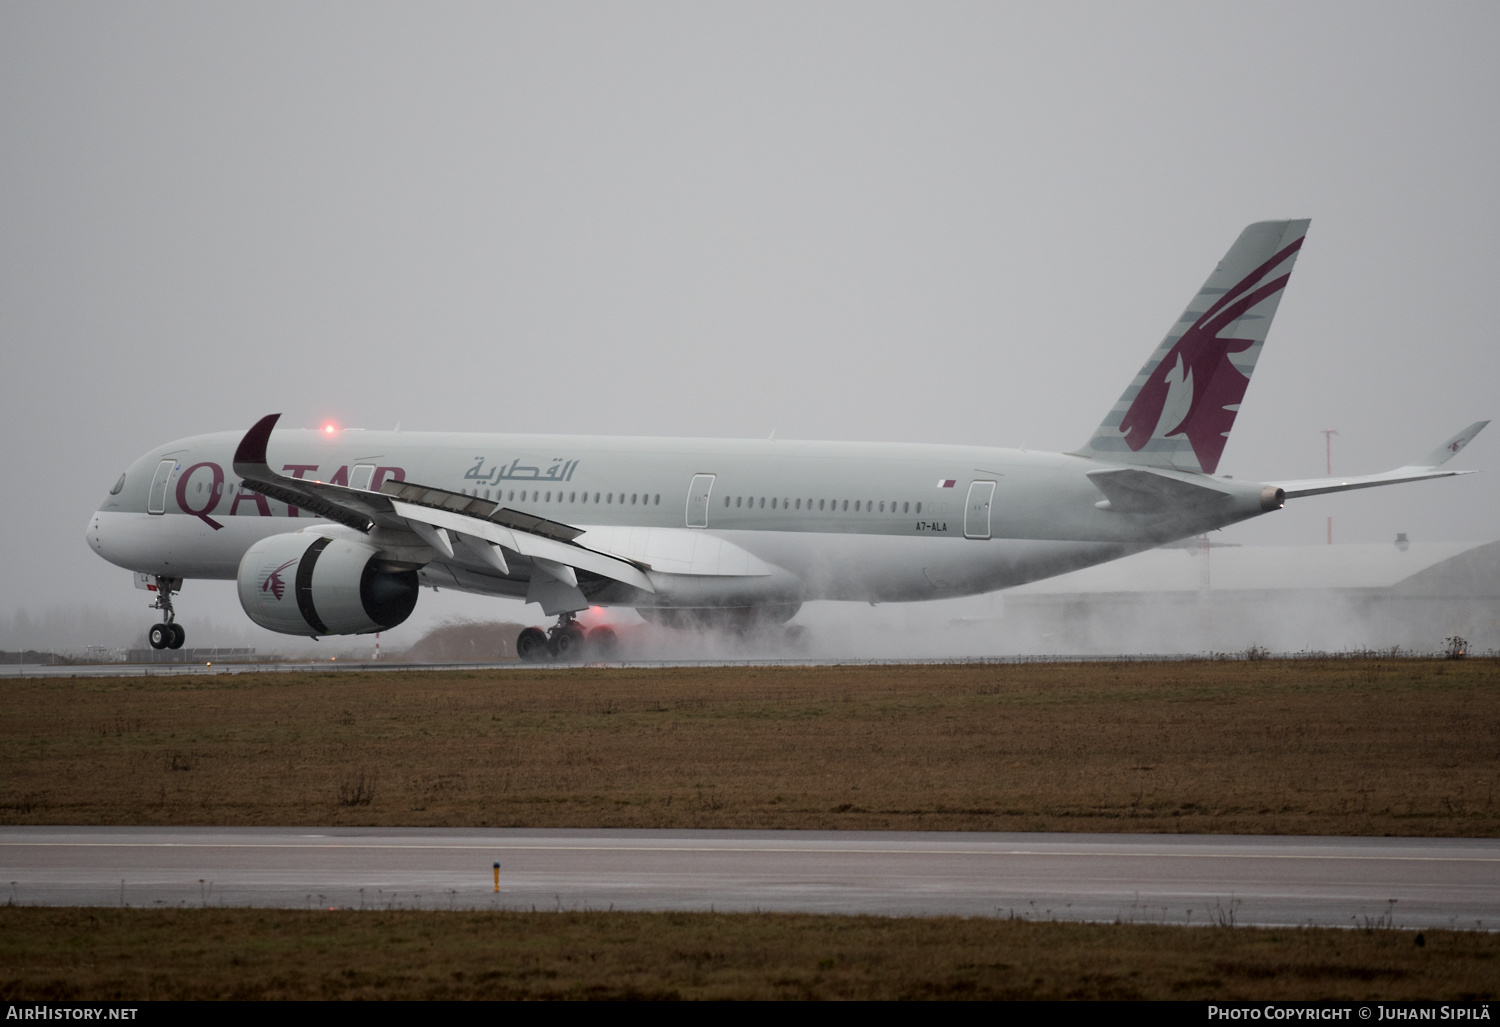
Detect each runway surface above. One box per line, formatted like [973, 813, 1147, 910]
[0, 654, 1200, 677]
[3, 827, 1496, 929]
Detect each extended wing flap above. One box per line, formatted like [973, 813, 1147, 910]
[378, 479, 583, 542]
[388, 499, 655, 593]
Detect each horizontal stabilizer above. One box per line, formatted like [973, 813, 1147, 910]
[1086, 467, 1231, 514]
[1272, 421, 1488, 499]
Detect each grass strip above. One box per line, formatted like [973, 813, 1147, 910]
[2, 659, 1496, 835]
[2, 907, 1496, 1001]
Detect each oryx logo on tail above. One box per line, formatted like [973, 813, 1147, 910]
[1119, 236, 1303, 474]
[1076, 220, 1310, 476]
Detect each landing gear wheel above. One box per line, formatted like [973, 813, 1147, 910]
[550, 623, 586, 660]
[145, 575, 184, 653]
[516, 627, 549, 662]
[587, 626, 619, 658]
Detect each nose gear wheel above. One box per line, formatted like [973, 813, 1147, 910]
[146, 575, 186, 650]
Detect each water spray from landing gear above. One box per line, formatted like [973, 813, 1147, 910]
[516, 612, 619, 663]
[146, 575, 186, 650]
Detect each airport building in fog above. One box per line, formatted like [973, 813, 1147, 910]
[998, 538, 1500, 655]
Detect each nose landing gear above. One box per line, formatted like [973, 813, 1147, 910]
[147, 575, 186, 650]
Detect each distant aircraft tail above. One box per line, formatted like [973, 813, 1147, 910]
[1075, 219, 1311, 475]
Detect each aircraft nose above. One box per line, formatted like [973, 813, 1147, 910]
[85, 513, 103, 555]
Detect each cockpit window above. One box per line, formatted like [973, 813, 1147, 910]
[110, 473, 126, 496]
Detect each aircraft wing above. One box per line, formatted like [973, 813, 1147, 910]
[380, 484, 653, 592]
[232, 413, 654, 594]
[1270, 421, 1488, 499]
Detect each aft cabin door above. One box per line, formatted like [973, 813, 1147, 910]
[685, 473, 716, 528]
[964, 480, 996, 540]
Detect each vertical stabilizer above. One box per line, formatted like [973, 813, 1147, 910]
[1076, 219, 1310, 474]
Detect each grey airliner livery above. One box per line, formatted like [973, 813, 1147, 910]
[87, 221, 1486, 660]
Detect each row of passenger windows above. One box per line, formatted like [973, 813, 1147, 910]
[463, 488, 662, 506]
[453, 485, 924, 515]
[457, 485, 924, 516]
[725, 496, 921, 514]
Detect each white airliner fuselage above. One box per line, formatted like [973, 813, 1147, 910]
[87, 431, 1270, 603]
[84, 220, 1486, 657]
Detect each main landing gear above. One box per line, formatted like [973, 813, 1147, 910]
[147, 575, 186, 651]
[516, 613, 620, 662]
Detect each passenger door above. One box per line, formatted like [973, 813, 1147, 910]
[964, 480, 996, 539]
[147, 459, 177, 515]
[685, 473, 716, 528]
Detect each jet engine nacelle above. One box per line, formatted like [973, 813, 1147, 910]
[237, 532, 418, 636]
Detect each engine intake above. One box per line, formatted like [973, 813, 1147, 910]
[237, 532, 418, 636]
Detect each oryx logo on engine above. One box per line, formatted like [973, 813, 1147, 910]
[261, 559, 298, 601]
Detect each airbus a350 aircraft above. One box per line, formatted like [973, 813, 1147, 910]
[87, 220, 1486, 660]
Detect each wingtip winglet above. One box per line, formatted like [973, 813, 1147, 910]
[233, 413, 282, 469]
[1419, 420, 1489, 469]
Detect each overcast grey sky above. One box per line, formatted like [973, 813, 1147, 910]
[3, 2, 1496, 649]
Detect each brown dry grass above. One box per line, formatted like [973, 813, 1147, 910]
[2, 659, 1497, 834]
[2, 907, 1495, 1000]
